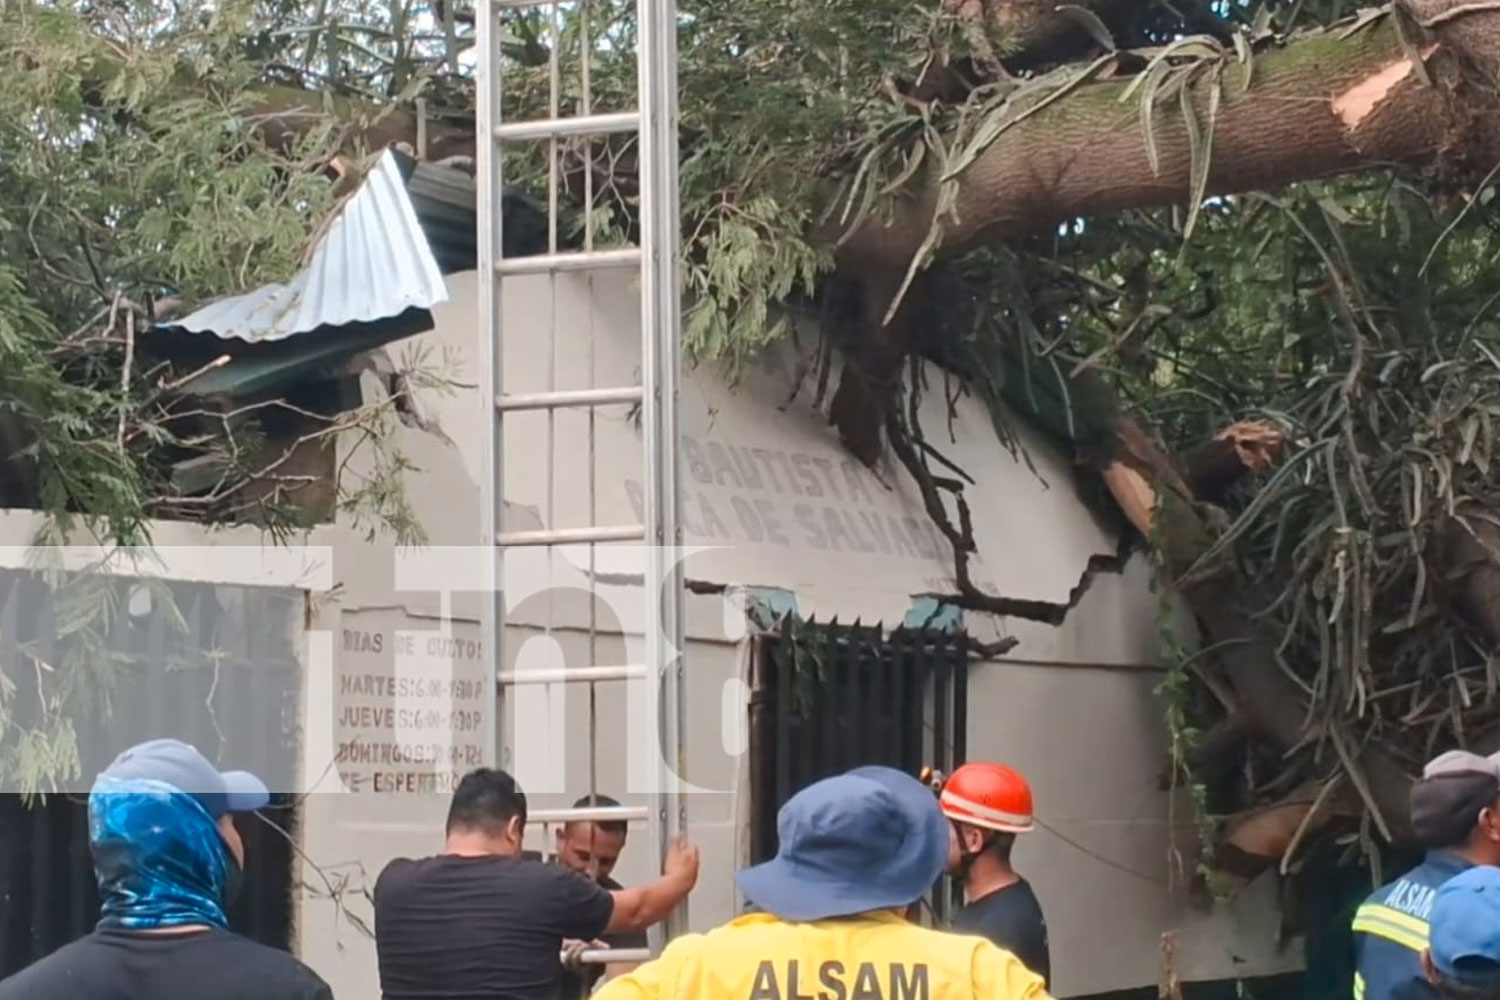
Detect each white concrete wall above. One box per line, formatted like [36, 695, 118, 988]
[292, 267, 1300, 996]
[0, 257, 1299, 998]
[964, 654, 1297, 995]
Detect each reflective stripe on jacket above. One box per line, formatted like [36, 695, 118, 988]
[1351, 851, 1472, 1000]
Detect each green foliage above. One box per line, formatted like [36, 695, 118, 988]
[1150, 509, 1221, 892]
[0, 262, 147, 544]
[0, 1, 435, 788]
[1036, 173, 1500, 849]
[1184, 183, 1500, 751]
[0, 1, 337, 536]
[670, 0, 942, 369]
[490, 0, 958, 375]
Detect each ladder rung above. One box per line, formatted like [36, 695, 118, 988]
[494, 111, 638, 142]
[499, 525, 646, 546]
[531, 805, 652, 824]
[496, 247, 642, 276]
[499, 665, 648, 684]
[575, 949, 653, 965]
[497, 386, 644, 412]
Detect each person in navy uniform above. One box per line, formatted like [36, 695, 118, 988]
[1353, 750, 1500, 1000]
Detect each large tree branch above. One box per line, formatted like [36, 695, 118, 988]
[837, 13, 1491, 270]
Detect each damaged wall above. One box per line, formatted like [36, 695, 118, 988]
[305, 268, 1299, 997]
[0, 254, 1300, 996]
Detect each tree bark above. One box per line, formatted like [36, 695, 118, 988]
[1442, 507, 1500, 706]
[1180, 420, 1284, 502]
[836, 15, 1491, 270]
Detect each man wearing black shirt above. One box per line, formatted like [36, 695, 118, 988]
[373, 768, 698, 1000]
[938, 761, 1051, 987]
[551, 794, 648, 1000]
[0, 738, 331, 1000]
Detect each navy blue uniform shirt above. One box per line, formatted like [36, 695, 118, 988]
[1353, 850, 1473, 1000]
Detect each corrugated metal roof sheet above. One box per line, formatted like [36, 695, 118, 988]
[159, 149, 449, 343]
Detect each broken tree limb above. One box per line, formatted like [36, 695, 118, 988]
[1100, 442, 1423, 843]
[1213, 778, 1358, 878]
[1181, 420, 1287, 502]
[1442, 504, 1500, 650]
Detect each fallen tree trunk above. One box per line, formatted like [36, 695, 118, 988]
[837, 14, 1489, 269]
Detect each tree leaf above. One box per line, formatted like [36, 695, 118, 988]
[1179, 66, 1220, 246]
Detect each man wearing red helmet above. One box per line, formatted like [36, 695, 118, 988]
[938, 761, 1051, 988]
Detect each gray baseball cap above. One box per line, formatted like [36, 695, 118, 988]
[1423, 750, 1500, 780]
[1411, 750, 1500, 848]
[97, 738, 270, 819]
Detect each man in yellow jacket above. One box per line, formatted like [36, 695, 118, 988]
[595, 765, 1052, 1000]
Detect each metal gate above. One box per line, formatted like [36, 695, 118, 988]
[747, 618, 968, 865]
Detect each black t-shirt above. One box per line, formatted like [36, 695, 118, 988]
[551, 871, 648, 1000]
[950, 879, 1051, 987]
[0, 926, 332, 1000]
[374, 853, 616, 1000]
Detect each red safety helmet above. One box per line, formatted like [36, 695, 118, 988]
[936, 761, 1035, 834]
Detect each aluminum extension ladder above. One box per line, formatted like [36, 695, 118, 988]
[473, 0, 689, 960]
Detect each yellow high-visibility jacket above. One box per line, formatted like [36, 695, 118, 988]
[594, 910, 1051, 1000]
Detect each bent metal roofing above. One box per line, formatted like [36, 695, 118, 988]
[150, 148, 549, 399]
[156, 148, 449, 348]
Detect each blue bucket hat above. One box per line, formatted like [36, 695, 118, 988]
[96, 738, 270, 819]
[1430, 865, 1500, 990]
[735, 765, 950, 922]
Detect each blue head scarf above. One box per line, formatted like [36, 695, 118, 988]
[89, 773, 241, 930]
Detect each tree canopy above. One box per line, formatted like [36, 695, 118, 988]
[9, 0, 1500, 909]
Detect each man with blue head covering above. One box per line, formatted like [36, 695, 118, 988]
[594, 765, 1051, 1000]
[1422, 866, 1500, 999]
[0, 738, 331, 1000]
